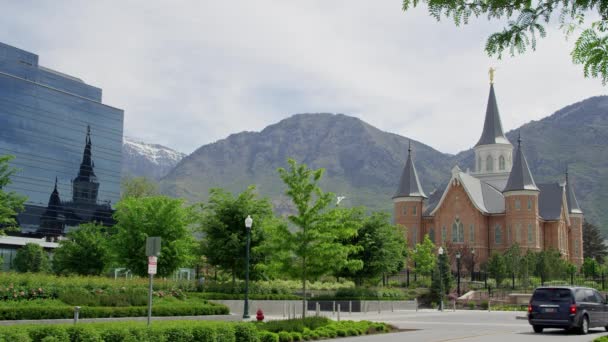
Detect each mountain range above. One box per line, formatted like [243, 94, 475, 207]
[122, 96, 608, 233]
[122, 137, 185, 181]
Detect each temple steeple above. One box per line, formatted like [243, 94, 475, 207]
[72, 125, 100, 204]
[475, 83, 510, 147]
[472, 77, 513, 189]
[565, 167, 582, 214]
[393, 141, 427, 199]
[504, 134, 538, 192]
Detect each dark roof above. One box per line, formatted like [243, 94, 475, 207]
[423, 185, 445, 216]
[475, 84, 511, 147]
[538, 183, 564, 220]
[504, 137, 539, 192]
[393, 143, 427, 199]
[565, 172, 582, 214]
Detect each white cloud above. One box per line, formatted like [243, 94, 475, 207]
[1, 1, 604, 154]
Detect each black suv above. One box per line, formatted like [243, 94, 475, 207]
[528, 286, 608, 334]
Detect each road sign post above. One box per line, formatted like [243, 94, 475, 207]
[146, 237, 161, 327]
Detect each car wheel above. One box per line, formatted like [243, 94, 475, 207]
[579, 316, 589, 335]
[533, 325, 543, 333]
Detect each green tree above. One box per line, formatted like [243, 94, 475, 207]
[52, 223, 112, 275]
[582, 257, 600, 278]
[438, 248, 453, 294]
[13, 243, 50, 273]
[120, 176, 159, 199]
[199, 186, 274, 285]
[112, 196, 196, 277]
[264, 159, 362, 317]
[336, 212, 408, 286]
[402, 0, 608, 84]
[487, 253, 507, 288]
[583, 220, 608, 263]
[412, 235, 436, 276]
[0, 155, 26, 232]
[504, 243, 521, 288]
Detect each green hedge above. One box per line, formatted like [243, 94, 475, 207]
[0, 302, 228, 320]
[193, 292, 300, 300]
[0, 319, 391, 341]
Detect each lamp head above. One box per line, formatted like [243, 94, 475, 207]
[438, 246, 444, 255]
[471, 249, 475, 255]
[245, 215, 253, 229]
[456, 251, 461, 259]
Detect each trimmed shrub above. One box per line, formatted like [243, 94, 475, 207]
[258, 331, 279, 342]
[278, 331, 292, 342]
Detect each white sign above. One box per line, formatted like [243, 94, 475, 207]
[148, 256, 157, 275]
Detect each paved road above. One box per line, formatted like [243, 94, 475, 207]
[326, 310, 608, 342]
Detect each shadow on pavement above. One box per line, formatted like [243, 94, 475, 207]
[518, 328, 607, 336]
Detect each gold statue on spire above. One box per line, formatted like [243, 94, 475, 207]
[489, 67, 496, 84]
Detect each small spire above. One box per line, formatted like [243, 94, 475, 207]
[565, 163, 569, 182]
[54, 177, 58, 190]
[518, 131, 522, 146]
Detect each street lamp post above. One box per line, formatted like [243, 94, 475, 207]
[243, 215, 253, 319]
[438, 247, 444, 312]
[456, 251, 461, 297]
[470, 249, 475, 282]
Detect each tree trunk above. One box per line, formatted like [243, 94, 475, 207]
[232, 265, 236, 288]
[302, 256, 307, 318]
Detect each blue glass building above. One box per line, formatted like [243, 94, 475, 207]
[0, 42, 124, 237]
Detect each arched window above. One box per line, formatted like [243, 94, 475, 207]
[515, 223, 522, 243]
[429, 228, 435, 243]
[452, 218, 464, 243]
[412, 226, 418, 245]
[499, 155, 505, 170]
[495, 224, 502, 244]
[441, 225, 447, 243]
[469, 224, 475, 244]
[528, 223, 534, 244]
[413, 205, 417, 215]
[515, 199, 521, 210]
[574, 239, 579, 257]
[486, 155, 494, 172]
[527, 198, 532, 211]
[478, 157, 482, 172]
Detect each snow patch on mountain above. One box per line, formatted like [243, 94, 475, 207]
[122, 137, 186, 180]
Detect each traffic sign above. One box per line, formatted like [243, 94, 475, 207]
[148, 256, 157, 275]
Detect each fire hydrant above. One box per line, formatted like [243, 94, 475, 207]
[256, 309, 264, 321]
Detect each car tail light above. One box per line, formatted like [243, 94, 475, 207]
[528, 304, 532, 313]
[570, 304, 577, 314]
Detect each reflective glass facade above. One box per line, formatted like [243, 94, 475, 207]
[0, 42, 124, 235]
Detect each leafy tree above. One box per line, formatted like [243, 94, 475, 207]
[412, 235, 436, 276]
[583, 220, 608, 263]
[503, 243, 521, 288]
[438, 247, 453, 294]
[120, 176, 159, 199]
[52, 223, 112, 275]
[487, 253, 507, 287]
[112, 196, 196, 277]
[336, 212, 408, 286]
[429, 265, 444, 305]
[402, 0, 608, 84]
[199, 186, 274, 285]
[13, 243, 50, 273]
[0, 155, 26, 232]
[519, 250, 537, 288]
[264, 159, 362, 317]
[582, 257, 600, 278]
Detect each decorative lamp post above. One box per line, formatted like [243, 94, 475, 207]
[438, 246, 444, 312]
[243, 215, 253, 319]
[471, 249, 475, 281]
[456, 251, 461, 297]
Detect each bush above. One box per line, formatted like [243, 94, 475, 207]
[13, 244, 51, 273]
[278, 331, 292, 342]
[258, 331, 279, 342]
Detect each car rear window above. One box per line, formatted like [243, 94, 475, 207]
[532, 288, 573, 302]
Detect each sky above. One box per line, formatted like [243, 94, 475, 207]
[1, 1, 605, 155]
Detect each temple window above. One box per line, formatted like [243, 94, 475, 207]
[495, 224, 502, 244]
[441, 225, 447, 243]
[413, 205, 417, 216]
[486, 155, 494, 172]
[499, 155, 505, 170]
[528, 198, 532, 211]
[515, 199, 521, 210]
[429, 228, 435, 243]
[469, 224, 475, 244]
[528, 223, 534, 244]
